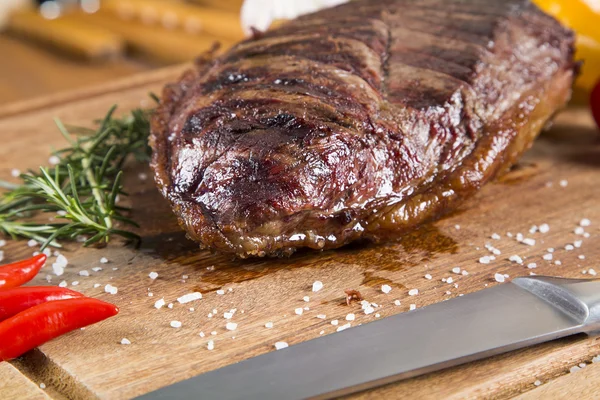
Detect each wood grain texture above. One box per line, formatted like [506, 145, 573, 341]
[0, 69, 599, 399]
[0, 363, 51, 400]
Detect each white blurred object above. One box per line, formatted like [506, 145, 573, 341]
[241, 0, 349, 35]
[0, 0, 32, 29]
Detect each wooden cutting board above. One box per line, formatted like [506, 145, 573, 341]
[0, 66, 599, 400]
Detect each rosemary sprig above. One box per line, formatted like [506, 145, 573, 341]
[0, 105, 153, 249]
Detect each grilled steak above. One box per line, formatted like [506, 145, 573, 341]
[151, 0, 576, 257]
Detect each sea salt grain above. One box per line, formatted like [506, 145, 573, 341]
[539, 224, 550, 233]
[121, 338, 131, 345]
[224, 312, 233, 319]
[100, 257, 109, 264]
[40, 383, 46, 389]
[408, 289, 419, 296]
[312, 281, 324, 292]
[346, 313, 355, 321]
[170, 321, 182, 328]
[316, 314, 326, 319]
[575, 227, 585, 235]
[479, 256, 493, 264]
[11, 169, 20, 177]
[534, 380, 542, 386]
[154, 298, 165, 309]
[394, 300, 401, 306]
[565, 244, 574, 251]
[579, 255, 586, 260]
[409, 304, 417, 311]
[337, 323, 351, 332]
[27, 239, 38, 247]
[295, 308, 303, 315]
[149, 272, 158, 280]
[216, 289, 225, 295]
[522, 238, 536, 246]
[559, 180, 568, 187]
[452, 267, 461, 274]
[589, 269, 597, 276]
[92, 267, 102, 272]
[265, 322, 274, 329]
[58, 281, 67, 287]
[381, 284, 392, 294]
[331, 320, 339, 326]
[104, 284, 118, 295]
[494, 273, 505, 283]
[574, 240, 583, 248]
[491, 233, 501, 240]
[303, 296, 310, 302]
[177, 292, 202, 304]
[207, 340, 215, 350]
[527, 263, 537, 269]
[509, 255, 523, 264]
[543, 253, 553, 261]
[226, 322, 238, 331]
[424, 274, 432, 280]
[71, 281, 79, 286]
[275, 342, 288, 350]
[79, 270, 90, 277]
[364, 306, 375, 315]
[580, 218, 591, 227]
[446, 277, 454, 284]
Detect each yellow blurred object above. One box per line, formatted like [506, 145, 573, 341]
[187, 0, 244, 13]
[102, 0, 245, 42]
[533, 0, 600, 94]
[67, 10, 233, 64]
[8, 10, 124, 61]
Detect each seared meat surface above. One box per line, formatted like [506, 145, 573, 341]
[151, 0, 576, 257]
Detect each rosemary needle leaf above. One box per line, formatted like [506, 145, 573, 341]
[0, 105, 153, 249]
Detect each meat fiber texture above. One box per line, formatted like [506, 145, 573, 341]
[151, 0, 576, 257]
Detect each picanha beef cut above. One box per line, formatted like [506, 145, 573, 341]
[151, 0, 576, 257]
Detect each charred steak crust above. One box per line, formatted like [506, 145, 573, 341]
[151, 0, 576, 257]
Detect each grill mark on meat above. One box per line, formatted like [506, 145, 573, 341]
[150, 0, 576, 257]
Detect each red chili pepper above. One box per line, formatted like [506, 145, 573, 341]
[592, 80, 600, 130]
[0, 298, 119, 361]
[0, 254, 47, 290]
[0, 286, 84, 322]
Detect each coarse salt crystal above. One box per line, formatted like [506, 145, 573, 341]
[516, 233, 524, 242]
[79, 270, 90, 277]
[316, 314, 326, 319]
[408, 289, 419, 296]
[559, 180, 568, 187]
[55, 254, 68, 267]
[579, 255, 586, 260]
[494, 273, 505, 283]
[138, 173, 148, 181]
[461, 270, 469, 276]
[207, 340, 215, 350]
[312, 281, 323, 292]
[592, 355, 600, 363]
[11, 169, 20, 177]
[394, 300, 401, 306]
[534, 380, 542, 386]
[452, 267, 461, 274]
[584, 232, 591, 238]
[40, 383, 46, 389]
[539, 224, 550, 233]
[52, 264, 64, 276]
[295, 308, 303, 315]
[580, 218, 591, 227]
[58, 281, 67, 287]
[522, 238, 536, 246]
[149, 272, 158, 280]
[27, 239, 38, 247]
[543, 253, 553, 261]
[381, 284, 392, 294]
[589, 268, 597, 276]
[93, 283, 101, 288]
[331, 319, 339, 326]
[509, 255, 523, 264]
[121, 338, 131, 345]
[574, 240, 583, 248]
[364, 306, 375, 315]
[446, 277, 454, 284]
[409, 304, 416, 311]
[424, 274, 432, 280]
[303, 296, 310, 302]
[274, 342, 288, 350]
[265, 322, 274, 329]
[216, 289, 225, 295]
[49, 155, 60, 165]
[100, 257, 109, 264]
[199, 332, 205, 337]
[548, 248, 555, 253]
[211, 331, 217, 335]
[0, 240, 5, 247]
[148, 293, 154, 297]
[177, 292, 202, 304]
[154, 298, 165, 309]
[491, 233, 501, 240]
[104, 284, 117, 295]
[555, 260, 562, 266]
[92, 267, 102, 272]
[575, 227, 585, 235]
[455, 225, 460, 230]
[224, 312, 233, 319]
[529, 225, 538, 234]
[226, 322, 237, 331]
[570, 365, 581, 373]
[170, 321, 182, 328]
[479, 256, 492, 264]
[71, 281, 79, 286]
[565, 244, 574, 251]
[346, 313, 355, 321]
[337, 323, 351, 332]
[527, 263, 537, 269]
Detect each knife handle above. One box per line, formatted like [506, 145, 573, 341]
[513, 276, 600, 332]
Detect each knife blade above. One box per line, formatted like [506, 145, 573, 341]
[137, 276, 600, 400]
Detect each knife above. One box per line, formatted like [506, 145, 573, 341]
[137, 276, 600, 400]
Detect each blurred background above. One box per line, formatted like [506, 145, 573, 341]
[0, 0, 245, 105]
[0, 0, 598, 106]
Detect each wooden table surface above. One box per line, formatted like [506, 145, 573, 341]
[0, 65, 599, 399]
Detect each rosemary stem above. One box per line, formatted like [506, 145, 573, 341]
[82, 156, 113, 235]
